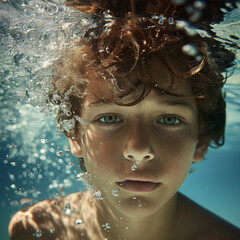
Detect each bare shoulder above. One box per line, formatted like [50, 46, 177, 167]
[9, 191, 95, 240]
[176, 193, 240, 240]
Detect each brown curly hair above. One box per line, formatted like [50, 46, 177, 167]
[49, 0, 236, 148]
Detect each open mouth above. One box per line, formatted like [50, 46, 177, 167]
[117, 180, 160, 192]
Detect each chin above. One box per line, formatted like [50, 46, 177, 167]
[114, 196, 162, 218]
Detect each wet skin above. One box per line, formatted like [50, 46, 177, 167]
[68, 60, 209, 239]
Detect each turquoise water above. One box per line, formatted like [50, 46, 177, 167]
[1, 1, 240, 239]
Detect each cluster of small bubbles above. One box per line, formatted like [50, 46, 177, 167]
[131, 164, 137, 171]
[131, 160, 140, 171]
[35, 229, 42, 238]
[10, 161, 17, 166]
[176, 20, 197, 36]
[75, 219, 83, 225]
[49, 228, 55, 234]
[56, 150, 63, 157]
[62, 118, 76, 133]
[63, 145, 70, 151]
[63, 203, 75, 216]
[0, 5, 96, 207]
[94, 190, 104, 200]
[111, 188, 120, 197]
[185, 0, 206, 22]
[102, 223, 111, 231]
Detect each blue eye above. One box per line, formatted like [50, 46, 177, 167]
[157, 116, 182, 125]
[98, 115, 123, 124]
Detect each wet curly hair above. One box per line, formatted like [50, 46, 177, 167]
[49, 0, 237, 148]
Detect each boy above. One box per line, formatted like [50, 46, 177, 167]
[9, 0, 240, 239]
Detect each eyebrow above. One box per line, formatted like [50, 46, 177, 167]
[87, 98, 194, 111]
[87, 99, 115, 108]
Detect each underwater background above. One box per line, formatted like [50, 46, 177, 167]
[0, 1, 240, 239]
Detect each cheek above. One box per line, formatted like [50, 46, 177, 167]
[81, 127, 121, 172]
[155, 128, 198, 171]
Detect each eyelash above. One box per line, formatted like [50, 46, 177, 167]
[97, 115, 123, 124]
[96, 114, 183, 127]
[157, 115, 184, 127]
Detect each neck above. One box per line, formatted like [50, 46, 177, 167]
[95, 193, 178, 240]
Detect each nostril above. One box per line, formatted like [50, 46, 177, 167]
[144, 155, 151, 160]
[127, 154, 134, 160]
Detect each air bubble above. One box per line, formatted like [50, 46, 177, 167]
[185, 26, 198, 36]
[56, 150, 63, 156]
[195, 54, 203, 62]
[151, 15, 159, 20]
[62, 118, 76, 132]
[131, 160, 140, 171]
[112, 188, 119, 197]
[35, 229, 42, 238]
[189, 10, 202, 22]
[76, 219, 83, 225]
[10, 162, 17, 166]
[102, 223, 110, 230]
[41, 139, 48, 144]
[94, 190, 104, 200]
[64, 146, 70, 151]
[40, 149, 45, 154]
[131, 164, 137, 171]
[158, 15, 166, 25]
[193, 0, 206, 10]
[168, 17, 174, 25]
[9, 174, 15, 181]
[81, 19, 89, 26]
[182, 43, 198, 56]
[63, 203, 74, 216]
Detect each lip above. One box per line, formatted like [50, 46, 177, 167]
[117, 180, 160, 192]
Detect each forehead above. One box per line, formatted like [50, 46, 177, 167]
[84, 57, 193, 105]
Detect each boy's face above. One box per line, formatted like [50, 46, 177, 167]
[69, 59, 207, 217]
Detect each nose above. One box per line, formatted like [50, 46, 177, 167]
[123, 123, 154, 163]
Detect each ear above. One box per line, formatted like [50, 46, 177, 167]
[68, 137, 82, 157]
[193, 142, 208, 163]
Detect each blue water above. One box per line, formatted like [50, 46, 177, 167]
[1, 1, 240, 240]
